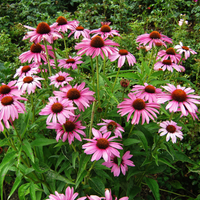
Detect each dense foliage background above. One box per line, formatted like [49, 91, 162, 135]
[0, 0, 200, 200]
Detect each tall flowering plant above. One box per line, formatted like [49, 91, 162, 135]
[0, 15, 199, 200]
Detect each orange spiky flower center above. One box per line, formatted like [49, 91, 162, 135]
[30, 43, 42, 53]
[23, 76, 33, 83]
[76, 26, 84, 31]
[107, 121, 118, 131]
[90, 36, 104, 48]
[100, 25, 111, 32]
[0, 85, 11, 94]
[1, 96, 14, 106]
[97, 138, 109, 149]
[63, 120, 76, 132]
[66, 58, 75, 64]
[149, 31, 161, 39]
[56, 16, 67, 25]
[119, 49, 128, 55]
[182, 46, 189, 51]
[145, 85, 156, 93]
[132, 99, 146, 110]
[67, 88, 81, 100]
[36, 22, 51, 34]
[51, 103, 63, 113]
[56, 76, 65, 82]
[166, 125, 176, 133]
[171, 89, 187, 102]
[166, 47, 176, 55]
[22, 65, 31, 73]
[162, 60, 172, 65]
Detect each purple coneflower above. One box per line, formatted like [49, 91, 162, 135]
[16, 75, 44, 95]
[47, 114, 86, 144]
[75, 35, 119, 59]
[19, 43, 54, 63]
[174, 42, 197, 59]
[158, 120, 183, 143]
[136, 31, 172, 49]
[68, 24, 90, 39]
[90, 22, 120, 39]
[47, 186, 79, 200]
[82, 128, 123, 162]
[53, 82, 95, 112]
[117, 93, 160, 125]
[157, 47, 181, 64]
[97, 119, 124, 138]
[131, 83, 162, 103]
[104, 189, 129, 200]
[58, 56, 83, 70]
[0, 81, 21, 98]
[109, 49, 136, 68]
[157, 84, 200, 117]
[102, 151, 135, 177]
[23, 22, 62, 43]
[49, 71, 73, 88]
[39, 97, 76, 125]
[14, 65, 38, 78]
[154, 59, 185, 72]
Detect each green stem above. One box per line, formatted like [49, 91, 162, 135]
[43, 40, 52, 76]
[52, 42, 59, 72]
[128, 124, 134, 138]
[169, 111, 174, 121]
[103, 54, 106, 75]
[63, 34, 69, 58]
[31, 94, 35, 122]
[89, 101, 96, 139]
[96, 56, 101, 107]
[90, 57, 95, 91]
[112, 67, 121, 92]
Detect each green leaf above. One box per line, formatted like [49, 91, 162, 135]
[102, 85, 119, 104]
[18, 183, 30, 200]
[75, 170, 87, 189]
[20, 108, 31, 139]
[127, 183, 141, 199]
[123, 138, 141, 146]
[0, 138, 9, 147]
[160, 104, 170, 117]
[134, 130, 149, 152]
[7, 174, 23, 200]
[31, 138, 57, 147]
[127, 167, 143, 181]
[176, 77, 198, 91]
[30, 182, 36, 200]
[72, 152, 79, 169]
[135, 124, 154, 148]
[0, 150, 16, 170]
[117, 72, 140, 80]
[158, 158, 177, 170]
[22, 139, 34, 163]
[149, 70, 164, 78]
[88, 177, 105, 196]
[77, 154, 90, 182]
[99, 73, 112, 89]
[169, 180, 185, 190]
[145, 177, 160, 200]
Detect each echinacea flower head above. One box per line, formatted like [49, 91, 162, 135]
[157, 84, 200, 117]
[157, 47, 181, 64]
[47, 114, 86, 144]
[104, 189, 129, 200]
[117, 93, 160, 125]
[0, 81, 21, 98]
[82, 128, 123, 162]
[77, 195, 101, 200]
[136, 31, 172, 49]
[174, 42, 197, 59]
[154, 59, 185, 72]
[109, 49, 136, 68]
[54, 16, 78, 33]
[90, 22, 121, 39]
[120, 79, 130, 88]
[131, 83, 162, 103]
[47, 186, 79, 200]
[14, 65, 38, 78]
[158, 120, 183, 143]
[19, 43, 54, 63]
[49, 71, 73, 88]
[68, 24, 90, 39]
[58, 56, 83, 70]
[16, 75, 44, 95]
[75, 36, 119, 59]
[0, 95, 27, 122]
[102, 151, 134, 177]
[97, 119, 124, 138]
[53, 82, 95, 112]
[39, 97, 76, 125]
[23, 22, 62, 43]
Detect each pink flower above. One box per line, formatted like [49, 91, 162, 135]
[90, 22, 120, 39]
[58, 56, 83, 70]
[23, 22, 62, 44]
[82, 128, 123, 162]
[68, 24, 90, 39]
[136, 31, 172, 49]
[39, 97, 76, 125]
[109, 49, 136, 68]
[0, 95, 27, 122]
[77, 196, 101, 200]
[131, 83, 162, 103]
[157, 84, 200, 117]
[16, 75, 44, 95]
[47, 114, 86, 144]
[47, 186, 79, 200]
[53, 16, 79, 33]
[158, 120, 183, 143]
[157, 47, 181, 64]
[19, 43, 54, 63]
[154, 60, 185, 72]
[117, 93, 160, 125]
[14, 65, 38, 78]
[49, 71, 73, 88]
[75, 36, 119, 59]
[102, 151, 134, 177]
[53, 82, 95, 112]
[0, 81, 21, 98]
[104, 189, 129, 200]
[174, 42, 197, 59]
[97, 119, 124, 138]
